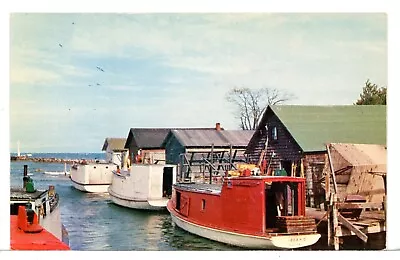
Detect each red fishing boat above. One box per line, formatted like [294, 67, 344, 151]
[167, 166, 321, 249]
[10, 205, 70, 250]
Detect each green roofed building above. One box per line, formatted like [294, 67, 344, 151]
[245, 105, 386, 207]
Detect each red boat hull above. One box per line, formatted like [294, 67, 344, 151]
[168, 176, 320, 249]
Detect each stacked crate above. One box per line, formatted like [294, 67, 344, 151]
[276, 216, 317, 233]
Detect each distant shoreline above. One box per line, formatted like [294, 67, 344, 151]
[10, 155, 97, 164]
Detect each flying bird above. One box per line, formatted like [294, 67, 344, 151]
[72, 22, 75, 25]
[96, 66, 104, 72]
[59, 43, 63, 48]
[88, 84, 92, 87]
[96, 83, 101, 86]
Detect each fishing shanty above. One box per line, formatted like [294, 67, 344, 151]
[245, 105, 386, 250]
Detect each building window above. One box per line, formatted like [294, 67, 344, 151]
[201, 199, 206, 210]
[272, 127, 278, 140]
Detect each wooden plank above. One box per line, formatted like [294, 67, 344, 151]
[352, 222, 371, 227]
[337, 213, 368, 243]
[337, 202, 383, 209]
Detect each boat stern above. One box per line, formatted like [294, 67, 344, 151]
[270, 233, 321, 249]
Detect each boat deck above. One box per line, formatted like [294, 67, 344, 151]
[174, 182, 222, 195]
[10, 215, 70, 250]
[10, 188, 47, 200]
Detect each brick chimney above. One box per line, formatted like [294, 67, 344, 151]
[215, 122, 221, 131]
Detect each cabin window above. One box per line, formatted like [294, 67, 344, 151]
[201, 199, 206, 210]
[176, 192, 181, 210]
[272, 127, 278, 140]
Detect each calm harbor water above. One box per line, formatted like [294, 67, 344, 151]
[9, 153, 241, 251]
[9, 153, 384, 251]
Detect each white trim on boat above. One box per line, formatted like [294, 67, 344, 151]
[70, 178, 110, 193]
[108, 187, 167, 210]
[168, 207, 321, 249]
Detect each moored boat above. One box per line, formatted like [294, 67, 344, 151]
[108, 164, 177, 210]
[70, 161, 117, 192]
[44, 163, 70, 176]
[70, 137, 127, 193]
[10, 205, 70, 250]
[167, 165, 321, 249]
[10, 165, 69, 246]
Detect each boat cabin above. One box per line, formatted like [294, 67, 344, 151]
[102, 137, 128, 165]
[171, 175, 313, 234]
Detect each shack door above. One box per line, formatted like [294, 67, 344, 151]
[162, 167, 173, 197]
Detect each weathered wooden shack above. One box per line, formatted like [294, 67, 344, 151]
[124, 128, 173, 165]
[162, 127, 255, 181]
[124, 126, 217, 165]
[245, 105, 386, 207]
[328, 143, 386, 203]
[101, 137, 127, 164]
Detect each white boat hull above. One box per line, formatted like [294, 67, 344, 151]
[71, 180, 110, 193]
[108, 188, 167, 210]
[168, 208, 321, 249]
[41, 203, 63, 241]
[69, 163, 115, 193]
[44, 171, 70, 176]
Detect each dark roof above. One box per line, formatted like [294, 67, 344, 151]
[101, 138, 127, 151]
[162, 129, 255, 148]
[256, 105, 386, 152]
[125, 127, 217, 149]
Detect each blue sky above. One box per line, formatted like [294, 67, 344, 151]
[7, 12, 388, 153]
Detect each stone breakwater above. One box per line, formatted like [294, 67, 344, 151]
[10, 156, 96, 165]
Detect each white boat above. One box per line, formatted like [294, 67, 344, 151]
[10, 172, 69, 246]
[70, 161, 117, 193]
[108, 164, 177, 210]
[44, 163, 70, 176]
[70, 137, 128, 193]
[44, 171, 70, 176]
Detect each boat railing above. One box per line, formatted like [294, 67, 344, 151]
[49, 192, 59, 213]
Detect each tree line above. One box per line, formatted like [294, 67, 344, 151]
[226, 80, 386, 130]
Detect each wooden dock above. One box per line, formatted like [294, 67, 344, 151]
[305, 143, 387, 250]
[306, 207, 385, 236]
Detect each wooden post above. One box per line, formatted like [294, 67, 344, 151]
[291, 162, 294, 177]
[300, 159, 304, 178]
[332, 193, 340, 250]
[229, 144, 233, 170]
[210, 143, 214, 184]
[327, 192, 333, 247]
[326, 144, 338, 193]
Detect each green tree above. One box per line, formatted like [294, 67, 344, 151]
[226, 87, 294, 130]
[355, 79, 387, 105]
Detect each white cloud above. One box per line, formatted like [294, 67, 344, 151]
[8, 13, 388, 151]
